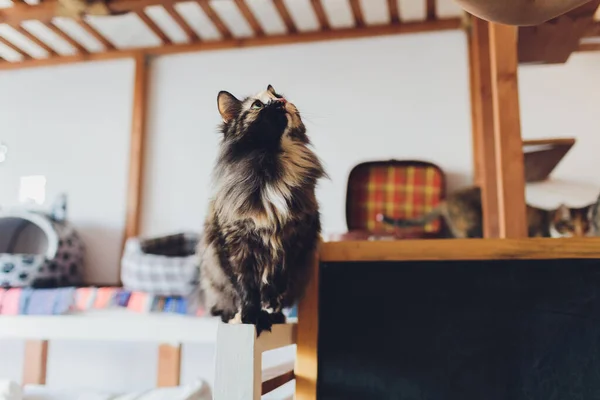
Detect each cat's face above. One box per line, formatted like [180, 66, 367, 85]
[550, 204, 594, 237]
[211, 86, 325, 224]
[217, 85, 308, 151]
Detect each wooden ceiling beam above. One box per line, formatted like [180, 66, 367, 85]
[4, 1, 57, 56]
[152, 17, 460, 55]
[348, 0, 365, 28]
[76, 18, 115, 50]
[0, 0, 179, 25]
[45, 22, 88, 53]
[137, 10, 172, 44]
[426, 0, 436, 20]
[197, 0, 232, 39]
[164, 4, 200, 42]
[388, 0, 399, 24]
[0, 34, 30, 58]
[12, 25, 57, 55]
[273, 0, 297, 34]
[233, 0, 264, 36]
[310, 0, 329, 30]
[0, 18, 461, 70]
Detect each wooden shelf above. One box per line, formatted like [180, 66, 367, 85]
[523, 137, 576, 182]
[0, 308, 298, 345]
[321, 237, 600, 262]
[0, 309, 220, 343]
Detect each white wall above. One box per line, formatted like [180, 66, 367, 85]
[0, 30, 599, 393]
[520, 52, 600, 208]
[142, 30, 472, 237]
[0, 59, 135, 285]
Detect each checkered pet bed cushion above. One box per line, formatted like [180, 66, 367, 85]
[121, 233, 200, 297]
[346, 161, 445, 234]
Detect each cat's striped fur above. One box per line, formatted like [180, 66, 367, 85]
[199, 85, 325, 335]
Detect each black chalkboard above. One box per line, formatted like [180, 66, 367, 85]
[317, 259, 600, 400]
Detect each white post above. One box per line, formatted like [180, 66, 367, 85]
[214, 323, 261, 400]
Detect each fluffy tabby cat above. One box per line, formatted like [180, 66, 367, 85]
[199, 85, 325, 335]
[377, 186, 594, 238]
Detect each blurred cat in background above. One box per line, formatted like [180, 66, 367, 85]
[591, 192, 600, 235]
[377, 186, 596, 238]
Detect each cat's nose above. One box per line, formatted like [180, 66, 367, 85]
[272, 99, 286, 108]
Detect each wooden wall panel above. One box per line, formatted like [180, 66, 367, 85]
[469, 16, 500, 238]
[488, 22, 527, 238]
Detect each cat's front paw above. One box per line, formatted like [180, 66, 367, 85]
[211, 306, 236, 323]
[269, 311, 286, 324]
[241, 308, 273, 336]
[229, 312, 242, 324]
[256, 310, 273, 337]
[241, 307, 259, 325]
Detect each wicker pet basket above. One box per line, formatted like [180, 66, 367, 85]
[121, 232, 200, 296]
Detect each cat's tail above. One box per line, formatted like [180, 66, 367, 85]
[376, 208, 443, 228]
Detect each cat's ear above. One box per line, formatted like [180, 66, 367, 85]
[555, 203, 570, 220]
[218, 91, 242, 123]
[587, 201, 598, 220]
[267, 85, 277, 95]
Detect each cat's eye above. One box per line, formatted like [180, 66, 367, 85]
[556, 221, 573, 231]
[251, 100, 264, 110]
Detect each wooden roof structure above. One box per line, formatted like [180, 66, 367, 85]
[1, 0, 598, 70]
[0, 0, 463, 70]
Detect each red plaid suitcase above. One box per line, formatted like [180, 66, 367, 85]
[343, 160, 446, 240]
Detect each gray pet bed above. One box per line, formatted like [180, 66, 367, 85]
[0, 205, 84, 288]
[121, 232, 200, 296]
